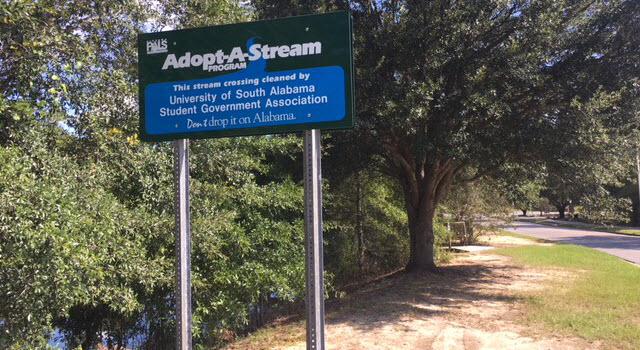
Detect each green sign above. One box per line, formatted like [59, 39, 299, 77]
[138, 12, 354, 142]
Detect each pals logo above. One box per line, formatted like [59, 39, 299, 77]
[146, 39, 168, 54]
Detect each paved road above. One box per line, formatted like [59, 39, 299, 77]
[504, 221, 640, 265]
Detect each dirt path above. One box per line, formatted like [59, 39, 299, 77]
[228, 235, 599, 350]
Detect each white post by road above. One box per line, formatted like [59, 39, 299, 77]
[174, 139, 192, 350]
[303, 129, 326, 350]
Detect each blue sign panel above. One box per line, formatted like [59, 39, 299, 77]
[138, 12, 354, 141]
[145, 65, 345, 135]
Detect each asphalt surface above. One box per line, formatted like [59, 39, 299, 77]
[504, 221, 640, 265]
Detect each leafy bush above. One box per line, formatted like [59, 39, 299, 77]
[324, 170, 409, 288]
[0, 130, 307, 349]
[433, 220, 453, 263]
[0, 145, 168, 348]
[579, 189, 632, 225]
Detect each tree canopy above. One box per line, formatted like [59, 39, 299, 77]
[253, 0, 640, 270]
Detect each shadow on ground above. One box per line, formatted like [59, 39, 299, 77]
[327, 256, 523, 332]
[227, 250, 593, 349]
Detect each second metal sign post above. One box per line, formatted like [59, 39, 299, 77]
[174, 139, 192, 350]
[303, 129, 325, 349]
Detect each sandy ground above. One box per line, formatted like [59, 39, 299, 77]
[228, 234, 599, 350]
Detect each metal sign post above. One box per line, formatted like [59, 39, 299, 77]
[303, 129, 325, 350]
[174, 139, 192, 350]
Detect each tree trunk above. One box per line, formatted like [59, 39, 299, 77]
[405, 199, 437, 272]
[521, 209, 527, 216]
[385, 143, 458, 272]
[557, 205, 566, 219]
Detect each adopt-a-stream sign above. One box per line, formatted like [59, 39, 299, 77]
[138, 12, 354, 141]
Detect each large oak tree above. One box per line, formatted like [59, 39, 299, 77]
[254, 0, 640, 271]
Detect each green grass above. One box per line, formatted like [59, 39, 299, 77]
[528, 218, 640, 237]
[495, 244, 640, 349]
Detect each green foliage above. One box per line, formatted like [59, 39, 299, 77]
[509, 182, 543, 215]
[495, 164, 545, 215]
[579, 189, 633, 225]
[188, 138, 306, 347]
[0, 142, 169, 347]
[432, 220, 452, 263]
[536, 11, 640, 219]
[0, 125, 308, 349]
[324, 170, 408, 288]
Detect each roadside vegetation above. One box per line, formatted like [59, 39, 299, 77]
[496, 245, 640, 349]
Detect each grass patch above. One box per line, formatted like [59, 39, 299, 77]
[617, 229, 640, 236]
[224, 321, 305, 350]
[495, 244, 640, 349]
[527, 218, 640, 237]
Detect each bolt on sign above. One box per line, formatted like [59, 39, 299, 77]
[138, 11, 354, 141]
